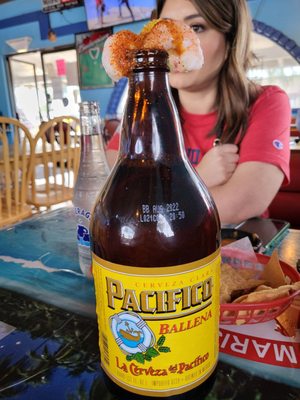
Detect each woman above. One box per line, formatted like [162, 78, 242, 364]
[106, 0, 291, 224]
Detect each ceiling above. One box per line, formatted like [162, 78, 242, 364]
[251, 32, 298, 67]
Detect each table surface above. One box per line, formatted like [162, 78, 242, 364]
[275, 228, 300, 268]
[0, 207, 299, 400]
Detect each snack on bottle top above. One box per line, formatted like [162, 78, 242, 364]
[102, 19, 204, 81]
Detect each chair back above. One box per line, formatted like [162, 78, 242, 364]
[28, 116, 80, 209]
[0, 116, 33, 227]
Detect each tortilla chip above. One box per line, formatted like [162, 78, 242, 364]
[260, 249, 286, 288]
[276, 306, 299, 337]
[220, 263, 265, 303]
[230, 281, 267, 302]
[291, 294, 300, 311]
[239, 269, 259, 280]
[254, 284, 272, 292]
[233, 281, 300, 304]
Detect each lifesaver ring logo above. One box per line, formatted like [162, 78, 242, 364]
[110, 311, 155, 355]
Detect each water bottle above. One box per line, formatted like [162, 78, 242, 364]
[73, 101, 110, 278]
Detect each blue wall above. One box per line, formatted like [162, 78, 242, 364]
[247, 0, 300, 45]
[0, 0, 299, 118]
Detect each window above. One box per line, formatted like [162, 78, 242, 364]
[8, 48, 81, 135]
[249, 32, 300, 109]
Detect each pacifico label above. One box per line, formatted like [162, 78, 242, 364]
[92, 250, 220, 397]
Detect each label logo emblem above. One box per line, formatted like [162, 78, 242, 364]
[77, 224, 90, 246]
[273, 139, 283, 150]
[110, 312, 155, 354]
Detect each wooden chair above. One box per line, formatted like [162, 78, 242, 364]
[0, 116, 33, 227]
[27, 116, 80, 210]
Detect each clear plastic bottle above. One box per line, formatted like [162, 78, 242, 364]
[73, 101, 110, 278]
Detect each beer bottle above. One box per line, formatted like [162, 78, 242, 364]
[90, 49, 221, 398]
[73, 101, 109, 278]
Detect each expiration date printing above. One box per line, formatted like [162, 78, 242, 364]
[140, 203, 186, 222]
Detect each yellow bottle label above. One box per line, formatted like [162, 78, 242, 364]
[92, 250, 221, 397]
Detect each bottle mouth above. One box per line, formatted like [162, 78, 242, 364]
[130, 49, 169, 72]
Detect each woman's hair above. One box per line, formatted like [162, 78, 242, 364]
[156, 0, 259, 144]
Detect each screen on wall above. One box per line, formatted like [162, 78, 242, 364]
[42, 0, 83, 13]
[84, 0, 155, 31]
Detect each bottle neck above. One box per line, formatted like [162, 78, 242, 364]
[79, 113, 105, 158]
[119, 69, 186, 162]
[80, 113, 101, 136]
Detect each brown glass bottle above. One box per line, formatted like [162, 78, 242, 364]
[90, 49, 221, 399]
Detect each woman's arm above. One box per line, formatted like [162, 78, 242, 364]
[107, 139, 284, 224]
[195, 144, 284, 224]
[208, 161, 284, 224]
[199, 86, 291, 224]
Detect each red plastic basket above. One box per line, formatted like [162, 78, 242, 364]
[220, 254, 300, 325]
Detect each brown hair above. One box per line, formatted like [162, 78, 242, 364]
[156, 0, 259, 144]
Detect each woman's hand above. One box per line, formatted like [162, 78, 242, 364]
[195, 144, 239, 187]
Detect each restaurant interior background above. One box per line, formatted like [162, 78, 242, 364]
[0, 0, 300, 136]
[0, 3, 300, 397]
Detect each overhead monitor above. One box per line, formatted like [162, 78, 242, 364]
[84, 0, 155, 31]
[42, 0, 83, 13]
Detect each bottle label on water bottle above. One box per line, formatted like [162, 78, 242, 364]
[92, 250, 220, 397]
[75, 207, 91, 247]
[74, 206, 93, 277]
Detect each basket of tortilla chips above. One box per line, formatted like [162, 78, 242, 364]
[220, 248, 300, 325]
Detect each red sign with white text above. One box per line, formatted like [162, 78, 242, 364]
[220, 326, 300, 368]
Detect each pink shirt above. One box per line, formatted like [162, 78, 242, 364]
[107, 85, 291, 183]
